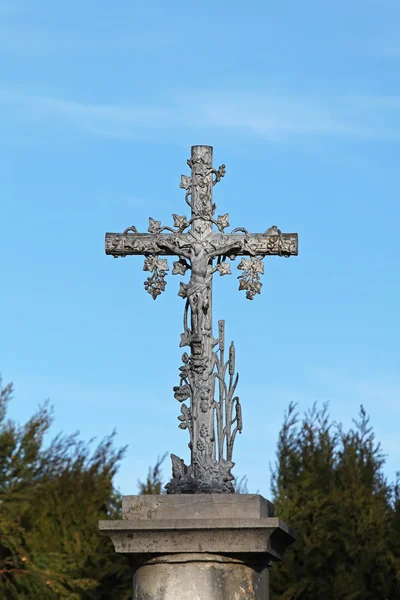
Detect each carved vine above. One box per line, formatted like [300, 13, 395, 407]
[237, 257, 265, 300]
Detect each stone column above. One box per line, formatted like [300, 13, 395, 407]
[100, 494, 296, 600]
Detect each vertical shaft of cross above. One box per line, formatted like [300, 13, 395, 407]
[186, 146, 216, 478]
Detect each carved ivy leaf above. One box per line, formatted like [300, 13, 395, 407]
[148, 218, 162, 234]
[216, 262, 231, 276]
[180, 175, 191, 190]
[181, 403, 190, 417]
[216, 213, 230, 232]
[252, 281, 262, 294]
[157, 278, 167, 292]
[237, 258, 252, 272]
[143, 256, 157, 272]
[243, 238, 258, 256]
[178, 282, 188, 298]
[252, 259, 264, 275]
[172, 259, 189, 276]
[156, 258, 169, 272]
[179, 363, 190, 378]
[143, 254, 168, 299]
[237, 256, 264, 300]
[180, 330, 191, 347]
[265, 225, 281, 235]
[172, 214, 189, 230]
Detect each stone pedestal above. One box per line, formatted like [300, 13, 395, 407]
[99, 494, 296, 600]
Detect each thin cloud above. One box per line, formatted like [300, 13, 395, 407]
[0, 88, 398, 143]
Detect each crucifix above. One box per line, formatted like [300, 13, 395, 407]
[106, 145, 298, 494]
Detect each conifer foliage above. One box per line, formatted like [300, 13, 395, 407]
[0, 379, 131, 599]
[270, 402, 400, 600]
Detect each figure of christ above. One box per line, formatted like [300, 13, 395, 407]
[156, 233, 244, 338]
[185, 241, 212, 337]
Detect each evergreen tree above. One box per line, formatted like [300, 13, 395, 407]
[3, 374, 399, 599]
[270, 403, 400, 600]
[0, 378, 132, 599]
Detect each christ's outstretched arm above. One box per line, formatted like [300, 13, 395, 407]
[155, 234, 191, 259]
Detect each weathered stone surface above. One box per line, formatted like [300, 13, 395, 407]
[100, 494, 295, 562]
[132, 553, 269, 600]
[122, 493, 275, 521]
[100, 494, 295, 598]
[99, 516, 294, 559]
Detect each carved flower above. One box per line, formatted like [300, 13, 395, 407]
[172, 259, 189, 276]
[181, 352, 189, 364]
[216, 213, 230, 232]
[215, 262, 231, 276]
[178, 282, 188, 298]
[173, 384, 191, 402]
[196, 439, 206, 452]
[172, 214, 189, 230]
[200, 423, 208, 438]
[238, 279, 249, 290]
[148, 218, 162, 234]
[200, 398, 209, 413]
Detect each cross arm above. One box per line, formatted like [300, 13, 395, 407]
[105, 232, 189, 258]
[210, 229, 298, 259]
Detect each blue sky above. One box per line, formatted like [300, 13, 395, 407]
[1, 0, 399, 496]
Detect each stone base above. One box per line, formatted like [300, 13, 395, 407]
[99, 494, 295, 600]
[132, 553, 269, 600]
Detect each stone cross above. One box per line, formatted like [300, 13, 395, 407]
[106, 145, 298, 494]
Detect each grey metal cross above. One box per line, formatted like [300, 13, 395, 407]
[106, 145, 298, 493]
